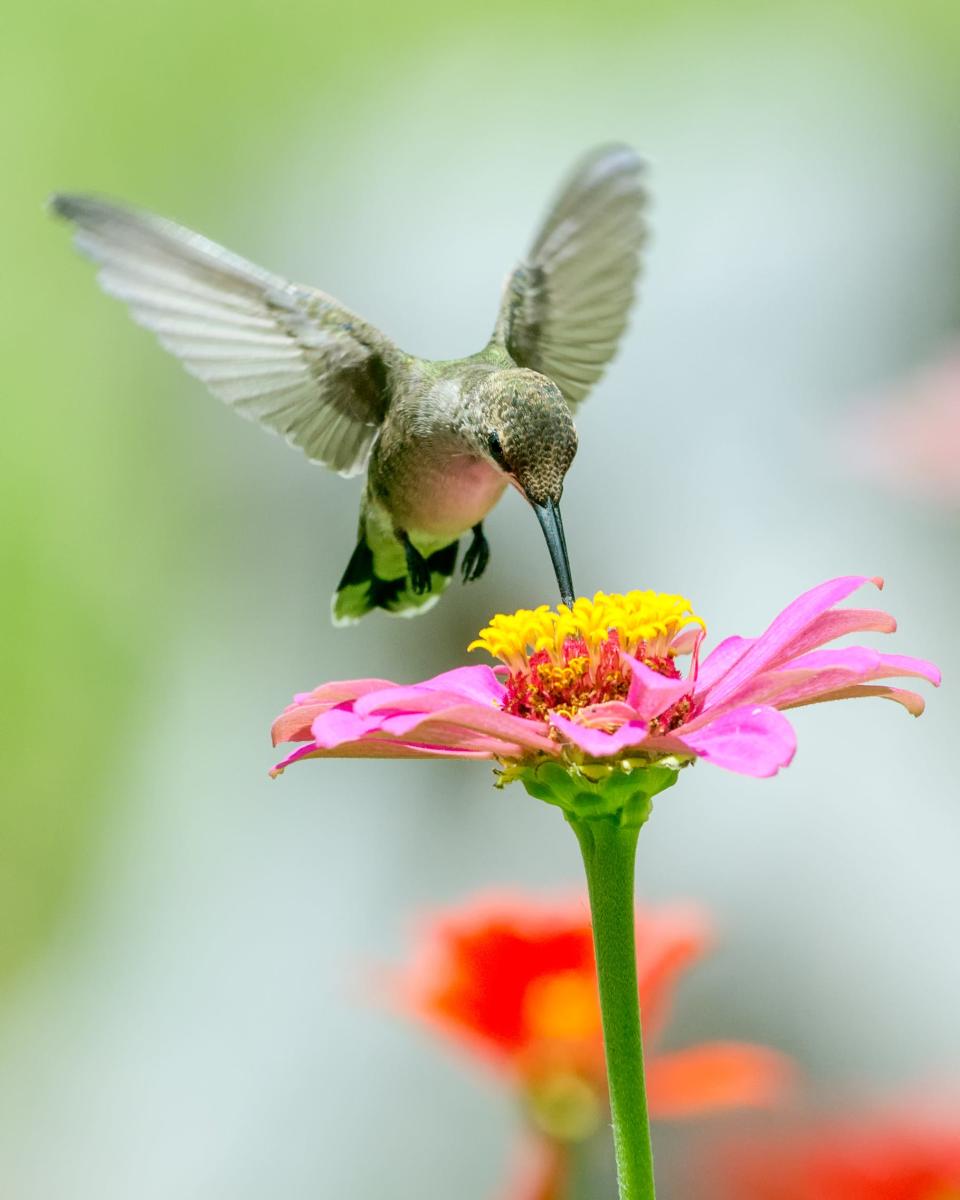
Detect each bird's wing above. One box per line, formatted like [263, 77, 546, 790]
[52, 194, 399, 477]
[491, 144, 648, 408]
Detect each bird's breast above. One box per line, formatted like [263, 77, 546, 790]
[385, 453, 508, 540]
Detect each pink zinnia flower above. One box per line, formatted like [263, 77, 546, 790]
[272, 578, 939, 1200]
[272, 577, 939, 781]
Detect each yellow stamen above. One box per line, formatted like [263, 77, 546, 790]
[469, 590, 705, 665]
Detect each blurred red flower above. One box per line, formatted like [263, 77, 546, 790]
[708, 1110, 960, 1200]
[390, 892, 793, 1197]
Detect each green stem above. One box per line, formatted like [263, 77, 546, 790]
[569, 816, 655, 1200]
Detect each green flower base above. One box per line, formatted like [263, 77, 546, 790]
[505, 758, 683, 828]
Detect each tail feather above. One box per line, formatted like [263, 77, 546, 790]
[332, 527, 459, 625]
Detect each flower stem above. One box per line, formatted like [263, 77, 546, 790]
[569, 816, 655, 1200]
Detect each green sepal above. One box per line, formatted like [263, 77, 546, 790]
[505, 757, 682, 828]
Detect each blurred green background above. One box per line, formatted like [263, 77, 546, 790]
[3, 1, 959, 1196]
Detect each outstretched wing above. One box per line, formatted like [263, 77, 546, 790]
[492, 144, 648, 408]
[52, 195, 400, 476]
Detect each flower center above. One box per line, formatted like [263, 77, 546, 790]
[469, 591, 704, 727]
[523, 971, 603, 1042]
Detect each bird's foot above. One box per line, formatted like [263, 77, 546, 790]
[461, 523, 490, 584]
[400, 531, 433, 595]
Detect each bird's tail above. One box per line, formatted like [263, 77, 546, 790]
[332, 516, 459, 624]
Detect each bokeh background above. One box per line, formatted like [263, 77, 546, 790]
[3, 2, 959, 1196]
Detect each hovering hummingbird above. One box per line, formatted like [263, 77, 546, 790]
[52, 144, 647, 622]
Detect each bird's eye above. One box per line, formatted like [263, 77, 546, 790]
[488, 431, 510, 470]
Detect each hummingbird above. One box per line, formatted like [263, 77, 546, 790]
[51, 144, 648, 622]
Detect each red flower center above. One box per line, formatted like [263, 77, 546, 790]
[502, 630, 692, 733]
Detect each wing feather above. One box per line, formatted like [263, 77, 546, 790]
[53, 194, 400, 476]
[492, 144, 648, 408]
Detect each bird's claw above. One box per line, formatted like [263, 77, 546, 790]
[461, 523, 490, 584]
[410, 562, 432, 595]
[401, 533, 433, 595]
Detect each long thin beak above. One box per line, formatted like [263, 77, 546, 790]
[533, 497, 575, 607]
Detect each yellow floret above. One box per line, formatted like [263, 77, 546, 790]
[468, 591, 705, 665]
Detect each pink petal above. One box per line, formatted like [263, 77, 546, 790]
[623, 656, 694, 723]
[751, 650, 940, 714]
[788, 649, 941, 686]
[379, 720, 539, 756]
[686, 647, 940, 729]
[376, 711, 543, 753]
[356, 687, 470, 718]
[670, 626, 704, 656]
[682, 668, 857, 729]
[696, 636, 754, 692]
[352, 668, 506, 720]
[379, 710, 462, 736]
[549, 713, 648, 757]
[273, 705, 328, 747]
[290, 679, 394, 705]
[355, 692, 459, 721]
[677, 706, 797, 777]
[433, 705, 555, 752]
[773, 607, 897, 665]
[417, 665, 508, 706]
[270, 738, 491, 774]
[575, 700, 638, 727]
[781, 683, 930, 716]
[380, 703, 555, 754]
[689, 648, 887, 721]
[778, 647, 884, 673]
[311, 706, 383, 748]
[270, 742, 328, 774]
[701, 577, 882, 708]
[271, 678, 395, 745]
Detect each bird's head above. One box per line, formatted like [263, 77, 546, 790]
[477, 369, 578, 605]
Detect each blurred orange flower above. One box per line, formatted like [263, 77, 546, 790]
[709, 1110, 960, 1200]
[390, 890, 792, 1199]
